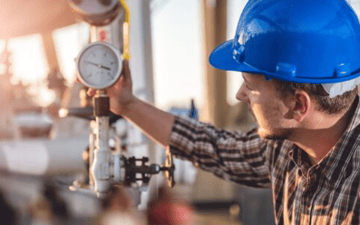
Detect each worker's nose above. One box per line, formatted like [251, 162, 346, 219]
[236, 83, 249, 103]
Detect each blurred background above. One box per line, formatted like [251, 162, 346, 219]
[0, 0, 359, 224]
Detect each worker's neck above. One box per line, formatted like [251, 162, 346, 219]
[290, 100, 357, 165]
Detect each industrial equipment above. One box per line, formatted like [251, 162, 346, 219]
[66, 0, 175, 199]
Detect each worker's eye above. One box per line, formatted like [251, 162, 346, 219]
[245, 84, 253, 91]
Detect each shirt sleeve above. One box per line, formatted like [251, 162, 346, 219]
[169, 115, 271, 188]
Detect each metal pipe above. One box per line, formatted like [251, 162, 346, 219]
[91, 93, 111, 198]
[91, 116, 111, 198]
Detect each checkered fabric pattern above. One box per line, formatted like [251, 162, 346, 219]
[169, 97, 360, 224]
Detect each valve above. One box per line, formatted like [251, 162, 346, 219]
[163, 148, 175, 187]
[65, 95, 176, 198]
[66, 0, 175, 199]
[123, 154, 175, 188]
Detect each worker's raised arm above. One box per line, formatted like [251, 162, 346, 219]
[92, 60, 175, 147]
[95, 60, 271, 188]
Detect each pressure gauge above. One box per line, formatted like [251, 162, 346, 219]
[77, 42, 123, 89]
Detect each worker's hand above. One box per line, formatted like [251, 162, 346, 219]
[88, 60, 134, 115]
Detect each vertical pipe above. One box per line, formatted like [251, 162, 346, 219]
[91, 93, 111, 198]
[91, 116, 111, 198]
[202, 0, 229, 128]
[127, 0, 157, 205]
[41, 31, 59, 70]
[192, 0, 234, 203]
[141, 0, 155, 104]
[140, 0, 158, 202]
[89, 127, 95, 188]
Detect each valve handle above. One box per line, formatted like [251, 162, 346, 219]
[163, 148, 175, 188]
[59, 106, 123, 124]
[123, 152, 175, 188]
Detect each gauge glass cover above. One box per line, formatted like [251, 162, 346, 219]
[77, 42, 122, 89]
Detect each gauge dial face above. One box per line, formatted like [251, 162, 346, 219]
[77, 42, 122, 89]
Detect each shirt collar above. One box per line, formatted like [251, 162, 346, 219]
[289, 144, 312, 175]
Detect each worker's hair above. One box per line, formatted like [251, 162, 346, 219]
[273, 80, 358, 114]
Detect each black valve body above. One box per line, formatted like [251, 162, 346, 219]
[93, 96, 110, 117]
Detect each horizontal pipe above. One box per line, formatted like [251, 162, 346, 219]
[0, 137, 88, 176]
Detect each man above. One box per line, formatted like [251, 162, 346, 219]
[91, 0, 360, 224]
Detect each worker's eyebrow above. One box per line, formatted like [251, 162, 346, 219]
[242, 74, 256, 90]
[242, 75, 250, 84]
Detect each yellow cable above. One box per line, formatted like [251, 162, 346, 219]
[119, 0, 131, 60]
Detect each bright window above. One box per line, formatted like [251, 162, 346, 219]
[7, 34, 54, 106]
[8, 34, 49, 85]
[52, 23, 90, 86]
[151, 0, 205, 111]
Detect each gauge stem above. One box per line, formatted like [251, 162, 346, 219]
[96, 89, 106, 96]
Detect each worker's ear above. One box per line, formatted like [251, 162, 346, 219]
[292, 90, 311, 122]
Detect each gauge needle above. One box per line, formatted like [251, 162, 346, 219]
[85, 60, 111, 70]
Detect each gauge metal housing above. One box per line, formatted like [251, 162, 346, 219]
[77, 42, 123, 89]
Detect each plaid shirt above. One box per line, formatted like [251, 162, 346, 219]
[169, 98, 360, 225]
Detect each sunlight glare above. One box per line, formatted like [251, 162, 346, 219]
[53, 23, 90, 86]
[8, 34, 49, 85]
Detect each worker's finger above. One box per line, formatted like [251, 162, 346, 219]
[121, 60, 131, 84]
[87, 88, 96, 96]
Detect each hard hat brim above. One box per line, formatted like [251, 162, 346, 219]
[209, 40, 258, 74]
[209, 40, 360, 84]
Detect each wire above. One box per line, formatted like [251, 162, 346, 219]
[119, 0, 131, 60]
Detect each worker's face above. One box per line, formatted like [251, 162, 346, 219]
[236, 73, 294, 140]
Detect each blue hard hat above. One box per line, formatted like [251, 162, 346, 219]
[209, 0, 360, 84]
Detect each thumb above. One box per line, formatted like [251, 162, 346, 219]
[121, 60, 131, 83]
[87, 88, 96, 97]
